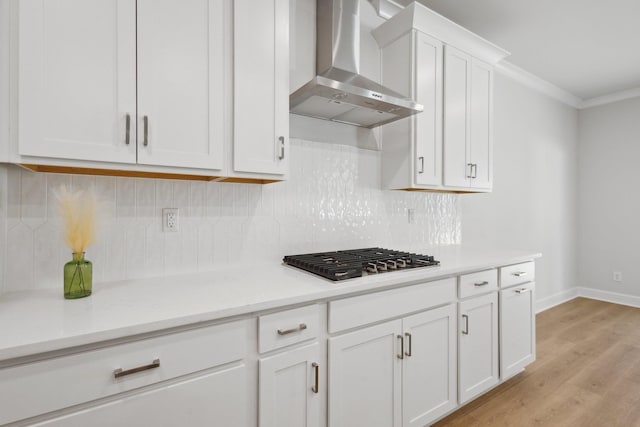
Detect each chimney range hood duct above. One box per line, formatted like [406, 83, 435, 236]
[289, 0, 423, 128]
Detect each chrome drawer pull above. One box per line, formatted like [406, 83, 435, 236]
[114, 359, 160, 379]
[515, 288, 531, 294]
[278, 136, 285, 160]
[277, 323, 307, 335]
[474, 281, 489, 287]
[466, 163, 474, 178]
[405, 332, 412, 357]
[462, 314, 469, 335]
[513, 271, 528, 277]
[143, 115, 149, 146]
[124, 113, 131, 145]
[311, 362, 319, 393]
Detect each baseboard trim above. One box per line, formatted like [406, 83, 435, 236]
[536, 288, 579, 313]
[536, 287, 640, 312]
[575, 287, 640, 308]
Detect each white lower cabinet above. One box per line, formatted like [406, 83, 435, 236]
[33, 365, 248, 427]
[0, 319, 253, 426]
[402, 304, 457, 427]
[458, 292, 499, 404]
[259, 342, 322, 427]
[500, 282, 536, 379]
[328, 304, 457, 427]
[329, 320, 402, 427]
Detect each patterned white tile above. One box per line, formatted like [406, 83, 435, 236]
[33, 223, 63, 290]
[135, 179, 155, 219]
[0, 139, 461, 293]
[205, 182, 221, 218]
[46, 174, 73, 221]
[155, 180, 174, 217]
[190, 182, 206, 218]
[173, 181, 190, 217]
[20, 170, 47, 229]
[5, 223, 34, 292]
[116, 178, 136, 218]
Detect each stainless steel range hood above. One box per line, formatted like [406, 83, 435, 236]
[289, 0, 423, 128]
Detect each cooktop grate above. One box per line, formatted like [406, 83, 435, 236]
[283, 247, 440, 281]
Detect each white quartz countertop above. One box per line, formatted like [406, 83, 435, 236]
[0, 245, 541, 364]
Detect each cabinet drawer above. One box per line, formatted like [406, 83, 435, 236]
[329, 278, 456, 333]
[259, 305, 319, 353]
[500, 262, 535, 288]
[459, 269, 498, 299]
[0, 319, 249, 425]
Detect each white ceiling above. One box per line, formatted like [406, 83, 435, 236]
[396, 0, 640, 100]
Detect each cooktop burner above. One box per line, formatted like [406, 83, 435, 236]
[283, 247, 440, 281]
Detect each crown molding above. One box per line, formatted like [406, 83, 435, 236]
[370, 1, 638, 111]
[580, 87, 640, 109]
[495, 61, 583, 108]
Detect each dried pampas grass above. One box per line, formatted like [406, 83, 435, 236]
[55, 186, 98, 254]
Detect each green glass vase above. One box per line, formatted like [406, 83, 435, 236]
[64, 252, 92, 299]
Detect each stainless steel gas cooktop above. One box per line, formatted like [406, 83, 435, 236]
[283, 247, 440, 281]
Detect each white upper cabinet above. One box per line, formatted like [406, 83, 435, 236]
[443, 46, 471, 189]
[469, 58, 493, 189]
[379, 30, 443, 190]
[443, 48, 494, 190]
[18, 0, 137, 164]
[14, 0, 288, 181]
[136, 0, 225, 171]
[233, 0, 289, 178]
[373, 2, 508, 193]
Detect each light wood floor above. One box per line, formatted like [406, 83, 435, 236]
[434, 297, 640, 427]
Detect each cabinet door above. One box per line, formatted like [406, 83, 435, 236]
[500, 283, 536, 379]
[402, 304, 457, 427]
[443, 45, 471, 188]
[414, 32, 443, 187]
[233, 0, 289, 176]
[259, 342, 321, 427]
[18, 0, 136, 163]
[33, 365, 249, 427]
[137, 0, 225, 171]
[459, 292, 499, 404]
[469, 59, 493, 189]
[329, 320, 402, 427]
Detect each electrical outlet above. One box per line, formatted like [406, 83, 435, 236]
[613, 271, 622, 282]
[162, 208, 179, 232]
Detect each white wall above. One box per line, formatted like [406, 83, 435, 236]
[577, 97, 640, 296]
[462, 73, 579, 303]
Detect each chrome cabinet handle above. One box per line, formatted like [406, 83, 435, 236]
[513, 271, 528, 277]
[404, 332, 412, 357]
[472, 163, 477, 178]
[125, 113, 131, 145]
[278, 136, 285, 160]
[462, 314, 469, 335]
[418, 156, 424, 174]
[466, 163, 474, 178]
[143, 115, 149, 146]
[114, 359, 160, 379]
[397, 335, 404, 359]
[311, 362, 319, 393]
[474, 281, 489, 287]
[277, 323, 307, 335]
[515, 287, 531, 294]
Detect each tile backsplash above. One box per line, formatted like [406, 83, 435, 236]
[0, 139, 461, 293]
